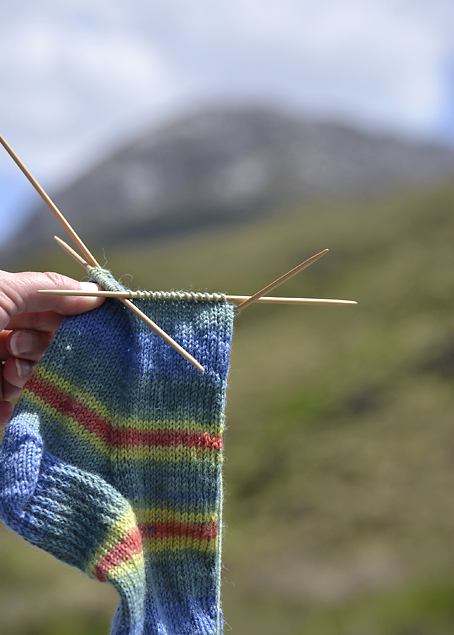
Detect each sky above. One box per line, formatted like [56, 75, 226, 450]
[1, 0, 454, 245]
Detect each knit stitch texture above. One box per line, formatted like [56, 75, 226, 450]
[0, 292, 234, 635]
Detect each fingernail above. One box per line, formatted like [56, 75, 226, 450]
[80, 282, 101, 292]
[10, 331, 33, 356]
[15, 358, 35, 379]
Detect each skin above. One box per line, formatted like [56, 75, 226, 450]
[0, 271, 105, 429]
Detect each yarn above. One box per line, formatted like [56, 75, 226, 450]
[88, 266, 227, 305]
[0, 289, 234, 635]
[88, 266, 125, 293]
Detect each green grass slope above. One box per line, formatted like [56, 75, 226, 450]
[2, 180, 454, 634]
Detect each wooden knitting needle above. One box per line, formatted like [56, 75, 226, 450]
[0, 135, 97, 268]
[236, 249, 329, 311]
[38, 289, 357, 306]
[54, 237, 205, 372]
[0, 135, 204, 370]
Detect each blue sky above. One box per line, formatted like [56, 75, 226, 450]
[1, 0, 453, 247]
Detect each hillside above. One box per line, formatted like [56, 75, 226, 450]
[1, 180, 454, 634]
[2, 106, 453, 267]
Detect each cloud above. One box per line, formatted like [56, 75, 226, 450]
[0, 0, 453, 193]
[1, 7, 184, 185]
[140, 0, 449, 132]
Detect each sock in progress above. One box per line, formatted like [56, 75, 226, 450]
[0, 291, 234, 635]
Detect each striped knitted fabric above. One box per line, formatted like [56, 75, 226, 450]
[0, 291, 234, 635]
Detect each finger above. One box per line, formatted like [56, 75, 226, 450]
[0, 401, 14, 430]
[2, 356, 36, 394]
[0, 365, 18, 414]
[7, 329, 53, 363]
[0, 271, 105, 331]
[6, 310, 65, 332]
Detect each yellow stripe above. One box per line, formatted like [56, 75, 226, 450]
[142, 536, 218, 554]
[33, 366, 223, 435]
[135, 508, 217, 525]
[23, 391, 110, 454]
[103, 553, 145, 583]
[22, 390, 222, 464]
[114, 446, 221, 463]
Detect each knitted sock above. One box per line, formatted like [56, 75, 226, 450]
[0, 290, 234, 635]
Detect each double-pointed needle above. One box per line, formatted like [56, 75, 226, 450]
[0, 135, 96, 266]
[0, 134, 204, 372]
[39, 289, 356, 307]
[236, 249, 329, 311]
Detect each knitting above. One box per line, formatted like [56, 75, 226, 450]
[0, 286, 235, 635]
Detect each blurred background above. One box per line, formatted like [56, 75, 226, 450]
[1, 1, 454, 633]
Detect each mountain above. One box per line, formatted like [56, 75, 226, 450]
[2, 106, 454, 266]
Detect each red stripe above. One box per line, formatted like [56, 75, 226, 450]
[138, 520, 218, 542]
[93, 527, 143, 582]
[26, 375, 222, 451]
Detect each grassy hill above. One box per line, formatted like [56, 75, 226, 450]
[2, 180, 454, 634]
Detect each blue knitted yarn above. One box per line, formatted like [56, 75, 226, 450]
[0, 294, 235, 634]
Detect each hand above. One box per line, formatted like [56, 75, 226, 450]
[0, 271, 104, 429]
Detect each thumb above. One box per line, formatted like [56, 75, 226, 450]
[0, 271, 105, 331]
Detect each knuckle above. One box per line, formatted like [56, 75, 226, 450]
[0, 275, 25, 325]
[43, 272, 71, 289]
